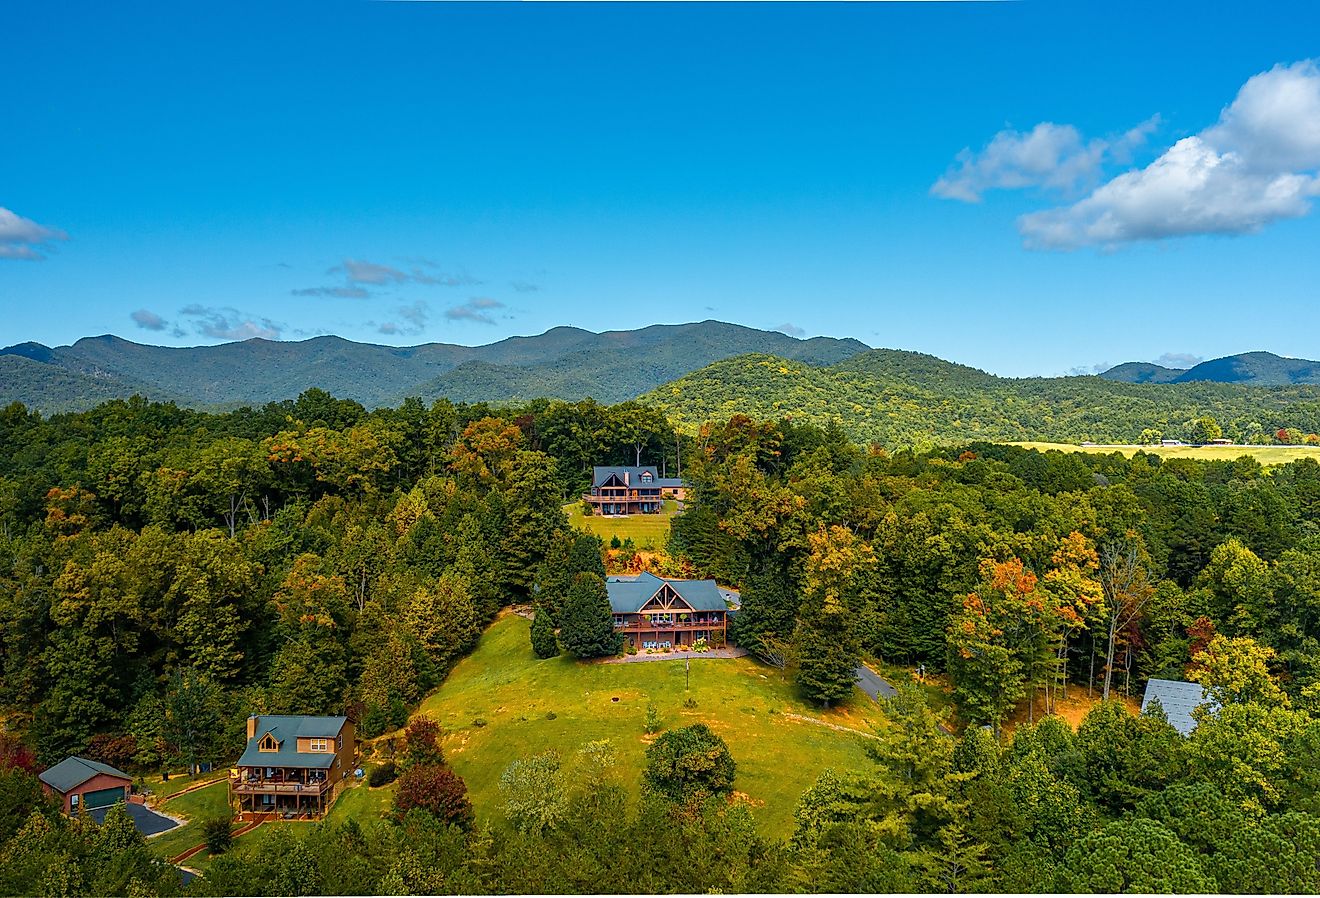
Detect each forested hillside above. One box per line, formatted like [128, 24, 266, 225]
[0, 322, 868, 412]
[1103, 350, 1320, 386]
[645, 351, 1320, 446]
[1, 394, 1319, 893]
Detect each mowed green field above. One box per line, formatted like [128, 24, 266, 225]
[417, 613, 886, 838]
[1011, 441, 1320, 466]
[563, 499, 680, 548]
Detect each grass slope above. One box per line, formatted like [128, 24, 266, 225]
[563, 499, 680, 548]
[418, 613, 885, 837]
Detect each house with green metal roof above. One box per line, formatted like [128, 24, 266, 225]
[230, 714, 356, 820]
[39, 756, 133, 814]
[607, 572, 730, 650]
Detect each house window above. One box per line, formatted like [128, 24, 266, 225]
[259, 734, 278, 752]
[337, 735, 342, 750]
[310, 738, 328, 752]
[641, 472, 652, 483]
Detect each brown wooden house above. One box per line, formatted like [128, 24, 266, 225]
[584, 466, 687, 515]
[607, 572, 730, 650]
[231, 715, 355, 820]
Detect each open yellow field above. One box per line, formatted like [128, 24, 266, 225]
[1010, 441, 1320, 465]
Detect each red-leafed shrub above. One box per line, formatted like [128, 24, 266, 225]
[0, 734, 38, 774]
[393, 763, 472, 826]
[401, 717, 445, 768]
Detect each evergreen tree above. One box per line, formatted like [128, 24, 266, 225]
[558, 573, 621, 659]
[794, 606, 859, 707]
[530, 605, 559, 659]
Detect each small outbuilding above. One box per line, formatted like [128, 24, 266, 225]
[1141, 678, 1212, 736]
[39, 756, 133, 814]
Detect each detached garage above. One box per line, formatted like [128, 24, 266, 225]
[38, 756, 133, 814]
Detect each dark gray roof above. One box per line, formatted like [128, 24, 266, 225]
[605, 572, 728, 613]
[237, 715, 347, 769]
[591, 466, 685, 490]
[1141, 678, 1212, 736]
[38, 756, 131, 793]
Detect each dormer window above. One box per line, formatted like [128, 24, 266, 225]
[641, 472, 652, 483]
[310, 738, 328, 752]
[259, 733, 278, 752]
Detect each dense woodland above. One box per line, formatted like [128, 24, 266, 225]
[646, 350, 1320, 446]
[1, 392, 1319, 893]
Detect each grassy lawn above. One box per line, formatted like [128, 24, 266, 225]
[148, 779, 230, 863]
[327, 777, 395, 823]
[142, 770, 225, 800]
[416, 612, 886, 838]
[1010, 441, 1320, 466]
[564, 499, 680, 549]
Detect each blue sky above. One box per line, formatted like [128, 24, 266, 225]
[4, 1, 1320, 377]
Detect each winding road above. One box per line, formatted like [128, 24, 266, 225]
[854, 664, 897, 701]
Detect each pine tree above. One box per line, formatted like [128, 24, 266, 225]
[558, 573, 621, 659]
[530, 604, 559, 659]
[795, 601, 860, 707]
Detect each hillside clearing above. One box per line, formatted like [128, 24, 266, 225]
[1009, 441, 1320, 465]
[563, 499, 680, 548]
[417, 612, 886, 837]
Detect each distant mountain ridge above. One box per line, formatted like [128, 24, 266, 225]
[0, 322, 869, 414]
[1102, 351, 1320, 386]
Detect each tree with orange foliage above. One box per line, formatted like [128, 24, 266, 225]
[947, 557, 1065, 733]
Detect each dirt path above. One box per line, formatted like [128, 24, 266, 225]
[782, 712, 880, 740]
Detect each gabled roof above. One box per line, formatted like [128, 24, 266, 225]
[591, 466, 686, 490]
[605, 572, 729, 613]
[39, 756, 131, 793]
[237, 715, 348, 769]
[1141, 678, 1213, 736]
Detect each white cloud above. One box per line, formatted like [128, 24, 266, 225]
[0, 207, 67, 260]
[292, 285, 371, 299]
[445, 297, 505, 325]
[337, 258, 410, 285]
[931, 119, 1158, 203]
[131, 309, 168, 331]
[1018, 60, 1320, 250]
[179, 305, 282, 341]
[1154, 352, 1202, 369]
[774, 322, 806, 337]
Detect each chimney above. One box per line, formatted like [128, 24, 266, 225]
[624, 471, 630, 486]
[247, 715, 258, 740]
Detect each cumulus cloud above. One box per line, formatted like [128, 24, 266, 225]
[1066, 362, 1112, 376]
[774, 322, 806, 337]
[131, 309, 168, 331]
[0, 207, 68, 260]
[1018, 60, 1320, 249]
[291, 285, 371, 299]
[932, 118, 1159, 203]
[179, 305, 282, 341]
[373, 300, 435, 337]
[298, 257, 481, 296]
[445, 297, 505, 325]
[1154, 352, 1202, 369]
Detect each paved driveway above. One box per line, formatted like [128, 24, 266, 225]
[88, 802, 180, 837]
[855, 665, 897, 700]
